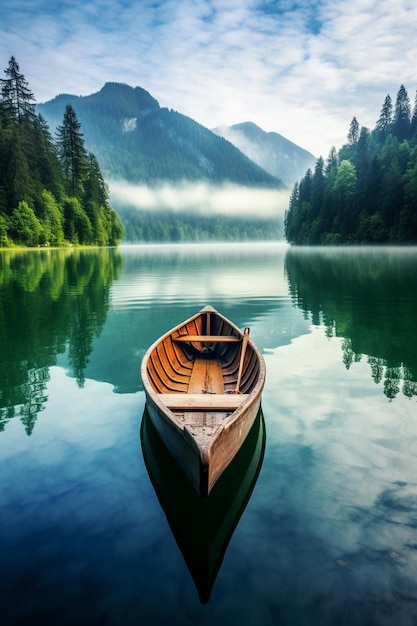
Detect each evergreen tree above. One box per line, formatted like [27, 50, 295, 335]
[376, 94, 393, 136]
[308, 157, 326, 243]
[284, 182, 299, 244]
[411, 90, 417, 137]
[298, 167, 313, 205]
[325, 146, 338, 176]
[0, 57, 37, 209]
[312, 156, 325, 204]
[84, 153, 108, 207]
[4, 124, 35, 211]
[0, 56, 36, 124]
[0, 57, 123, 248]
[284, 82, 417, 245]
[333, 160, 357, 236]
[56, 105, 88, 197]
[63, 197, 93, 244]
[347, 117, 360, 144]
[83, 152, 124, 245]
[33, 114, 64, 201]
[393, 84, 410, 141]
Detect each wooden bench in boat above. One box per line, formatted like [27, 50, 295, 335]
[157, 393, 249, 411]
[173, 335, 241, 343]
[156, 356, 247, 411]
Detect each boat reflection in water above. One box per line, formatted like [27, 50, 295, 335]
[140, 408, 266, 604]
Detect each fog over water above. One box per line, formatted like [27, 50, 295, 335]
[109, 181, 290, 219]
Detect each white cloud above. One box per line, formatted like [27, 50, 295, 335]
[1, 0, 417, 156]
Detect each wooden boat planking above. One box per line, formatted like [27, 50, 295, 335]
[141, 305, 266, 496]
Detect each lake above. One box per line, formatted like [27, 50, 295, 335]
[1, 242, 417, 625]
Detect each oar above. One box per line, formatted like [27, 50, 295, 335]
[233, 327, 250, 394]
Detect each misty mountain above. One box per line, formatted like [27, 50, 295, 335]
[213, 122, 316, 186]
[38, 83, 283, 188]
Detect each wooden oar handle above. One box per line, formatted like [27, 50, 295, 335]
[233, 327, 250, 394]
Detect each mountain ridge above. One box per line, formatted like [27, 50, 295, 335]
[213, 121, 316, 186]
[38, 83, 284, 189]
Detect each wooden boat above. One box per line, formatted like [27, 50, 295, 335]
[141, 305, 266, 496]
[140, 408, 266, 603]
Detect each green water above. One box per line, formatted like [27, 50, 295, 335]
[1, 243, 417, 625]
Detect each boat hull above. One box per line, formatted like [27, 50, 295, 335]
[144, 386, 262, 495]
[141, 306, 265, 496]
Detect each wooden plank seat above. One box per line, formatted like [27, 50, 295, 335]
[157, 393, 249, 411]
[173, 335, 241, 343]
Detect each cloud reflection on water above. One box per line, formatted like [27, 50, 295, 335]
[249, 326, 417, 625]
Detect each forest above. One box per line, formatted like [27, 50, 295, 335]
[0, 57, 124, 247]
[121, 207, 282, 242]
[285, 84, 417, 244]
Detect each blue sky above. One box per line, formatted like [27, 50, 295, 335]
[1, 0, 417, 157]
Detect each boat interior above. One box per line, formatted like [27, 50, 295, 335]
[145, 310, 260, 415]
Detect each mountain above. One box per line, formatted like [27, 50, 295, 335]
[212, 122, 316, 187]
[38, 83, 283, 188]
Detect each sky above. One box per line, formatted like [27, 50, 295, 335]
[1, 0, 417, 158]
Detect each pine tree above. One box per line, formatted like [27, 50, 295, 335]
[33, 114, 64, 201]
[411, 90, 417, 137]
[0, 57, 37, 210]
[284, 182, 299, 243]
[393, 84, 410, 141]
[347, 117, 360, 144]
[56, 105, 88, 197]
[325, 146, 338, 175]
[312, 156, 325, 209]
[284, 82, 417, 245]
[0, 58, 123, 247]
[84, 153, 108, 207]
[0, 56, 36, 125]
[376, 94, 393, 136]
[83, 152, 124, 245]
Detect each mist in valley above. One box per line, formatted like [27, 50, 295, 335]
[109, 180, 290, 220]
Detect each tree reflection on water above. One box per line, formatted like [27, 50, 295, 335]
[0, 248, 122, 434]
[285, 246, 417, 400]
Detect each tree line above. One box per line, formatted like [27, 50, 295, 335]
[0, 57, 123, 247]
[285, 84, 417, 244]
[121, 207, 282, 242]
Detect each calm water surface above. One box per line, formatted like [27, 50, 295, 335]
[1, 243, 417, 625]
